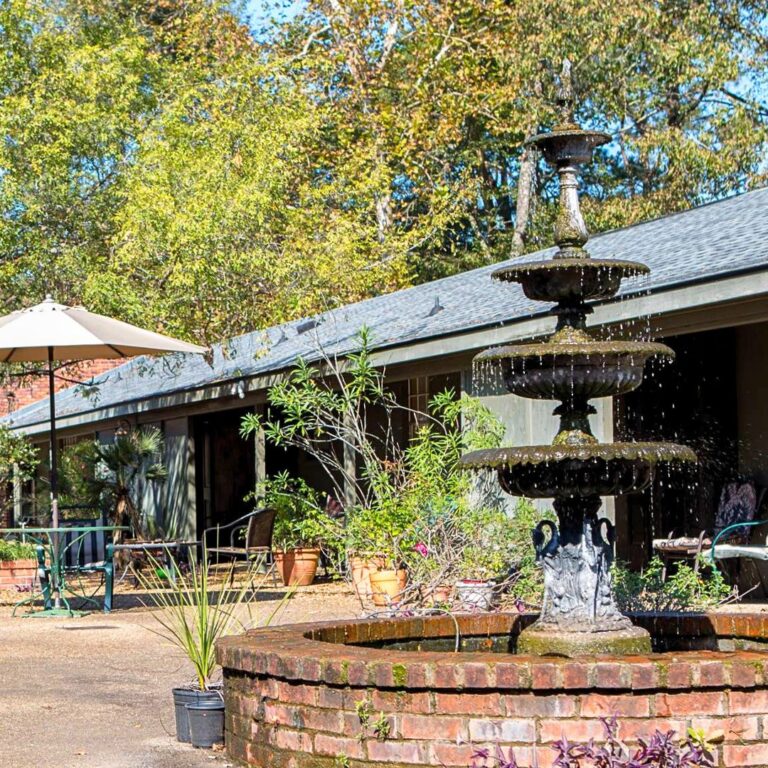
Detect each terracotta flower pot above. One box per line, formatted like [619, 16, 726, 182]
[369, 569, 407, 607]
[274, 548, 321, 587]
[427, 584, 453, 606]
[348, 553, 386, 600]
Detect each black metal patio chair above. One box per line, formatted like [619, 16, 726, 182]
[204, 507, 277, 583]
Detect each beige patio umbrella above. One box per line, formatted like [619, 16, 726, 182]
[0, 296, 206, 607]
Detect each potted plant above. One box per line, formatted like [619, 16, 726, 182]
[451, 507, 518, 612]
[257, 473, 336, 587]
[368, 566, 408, 606]
[136, 552, 289, 747]
[0, 539, 37, 590]
[343, 499, 414, 606]
[348, 551, 387, 600]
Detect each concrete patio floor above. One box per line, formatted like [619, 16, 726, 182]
[0, 584, 360, 768]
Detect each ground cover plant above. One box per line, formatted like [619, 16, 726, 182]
[469, 718, 715, 767]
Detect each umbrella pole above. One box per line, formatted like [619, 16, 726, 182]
[47, 346, 61, 610]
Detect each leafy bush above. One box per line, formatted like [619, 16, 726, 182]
[242, 329, 507, 572]
[253, 472, 340, 552]
[469, 717, 714, 767]
[0, 539, 36, 561]
[343, 389, 509, 568]
[612, 556, 731, 613]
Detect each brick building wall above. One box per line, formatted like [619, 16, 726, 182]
[1, 359, 122, 418]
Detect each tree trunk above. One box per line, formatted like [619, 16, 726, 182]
[512, 144, 537, 256]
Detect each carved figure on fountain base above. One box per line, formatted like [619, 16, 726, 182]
[516, 496, 652, 657]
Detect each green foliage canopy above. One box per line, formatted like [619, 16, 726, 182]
[0, 0, 765, 345]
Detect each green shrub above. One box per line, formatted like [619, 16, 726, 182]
[0, 539, 36, 561]
[612, 556, 731, 612]
[253, 471, 341, 553]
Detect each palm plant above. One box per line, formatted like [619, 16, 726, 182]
[87, 427, 167, 540]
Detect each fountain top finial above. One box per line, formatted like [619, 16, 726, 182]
[555, 59, 577, 128]
[526, 59, 610, 167]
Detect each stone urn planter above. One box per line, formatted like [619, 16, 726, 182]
[369, 568, 407, 606]
[0, 558, 37, 590]
[455, 579, 495, 611]
[274, 547, 321, 587]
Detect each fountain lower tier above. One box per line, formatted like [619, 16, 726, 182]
[475, 340, 673, 401]
[460, 442, 696, 497]
[493, 257, 649, 303]
[462, 444, 695, 656]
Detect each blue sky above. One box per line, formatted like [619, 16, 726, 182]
[244, 0, 304, 31]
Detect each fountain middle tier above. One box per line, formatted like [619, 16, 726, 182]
[460, 442, 696, 498]
[476, 339, 673, 401]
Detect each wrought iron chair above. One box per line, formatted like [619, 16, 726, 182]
[704, 503, 768, 596]
[204, 507, 277, 583]
[652, 479, 765, 580]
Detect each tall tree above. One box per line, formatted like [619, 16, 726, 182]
[0, 0, 766, 348]
[273, 0, 768, 279]
[0, 0, 411, 345]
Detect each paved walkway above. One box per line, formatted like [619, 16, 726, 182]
[0, 585, 359, 768]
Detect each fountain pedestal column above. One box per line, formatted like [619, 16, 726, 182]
[517, 496, 652, 656]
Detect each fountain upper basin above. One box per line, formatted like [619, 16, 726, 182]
[492, 257, 649, 303]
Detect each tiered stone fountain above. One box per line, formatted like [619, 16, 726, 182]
[460, 90, 695, 657]
[217, 84, 768, 768]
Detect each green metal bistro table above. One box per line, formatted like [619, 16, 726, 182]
[3, 526, 129, 617]
[105, 539, 199, 612]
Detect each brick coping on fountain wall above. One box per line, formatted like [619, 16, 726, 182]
[216, 613, 768, 768]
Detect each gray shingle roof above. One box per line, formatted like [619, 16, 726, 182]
[8, 187, 768, 431]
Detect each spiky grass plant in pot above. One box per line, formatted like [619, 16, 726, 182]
[137, 552, 291, 747]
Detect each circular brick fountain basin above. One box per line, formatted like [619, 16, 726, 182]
[217, 612, 768, 768]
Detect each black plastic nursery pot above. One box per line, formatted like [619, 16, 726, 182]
[172, 687, 222, 743]
[186, 699, 225, 748]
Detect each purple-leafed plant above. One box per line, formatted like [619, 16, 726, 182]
[466, 717, 715, 768]
[468, 745, 519, 768]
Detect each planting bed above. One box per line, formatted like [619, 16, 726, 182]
[217, 612, 768, 768]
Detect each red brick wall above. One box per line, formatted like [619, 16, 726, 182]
[217, 613, 768, 768]
[1, 359, 122, 417]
